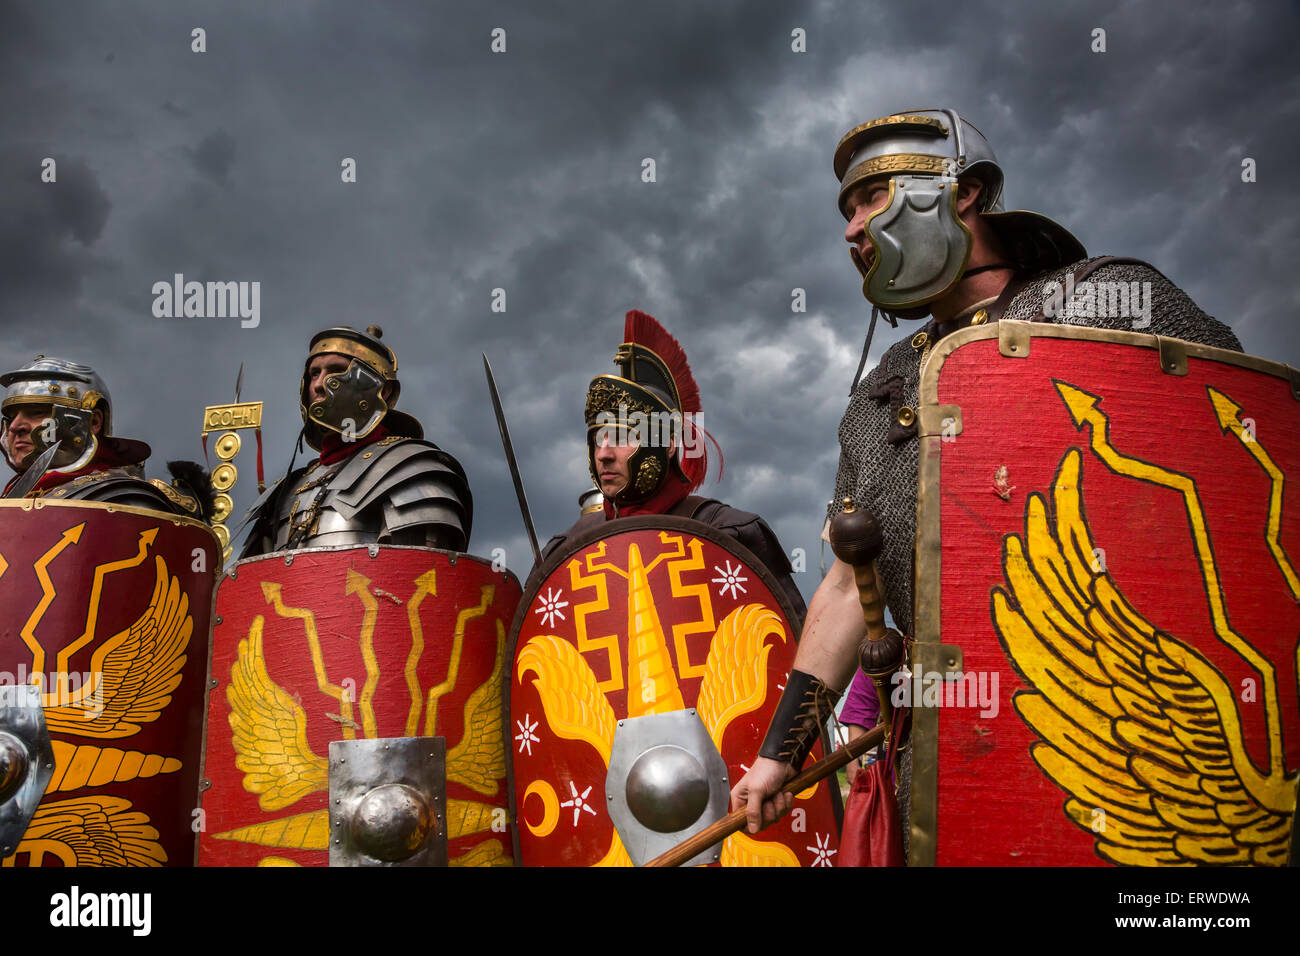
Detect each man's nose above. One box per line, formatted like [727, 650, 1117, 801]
[844, 205, 867, 245]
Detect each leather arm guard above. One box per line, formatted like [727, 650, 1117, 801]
[758, 670, 841, 771]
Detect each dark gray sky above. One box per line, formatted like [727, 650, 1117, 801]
[3, 0, 1297, 601]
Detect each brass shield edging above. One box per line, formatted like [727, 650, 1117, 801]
[910, 322, 1283, 866]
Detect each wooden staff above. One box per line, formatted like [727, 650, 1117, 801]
[641, 723, 886, 868]
[829, 497, 905, 746]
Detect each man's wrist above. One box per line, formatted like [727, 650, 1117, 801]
[758, 669, 841, 771]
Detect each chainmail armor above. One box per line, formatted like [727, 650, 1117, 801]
[829, 256, 1242, 858]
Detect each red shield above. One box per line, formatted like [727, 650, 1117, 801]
[197, 546, 521, 867]
[508, 517, 843, 867]
[0, 499, 218, 867]
[913, 323, 1300, 865]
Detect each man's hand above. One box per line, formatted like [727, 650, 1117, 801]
[730, 756, 797, 834]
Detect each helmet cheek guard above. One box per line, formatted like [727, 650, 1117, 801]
[1, 402, 99, 473]
[302, 359, 389, 443]
[862, 175, 972, 311]
[835, 108, 1086, 313]
[585, 422, 672, 506]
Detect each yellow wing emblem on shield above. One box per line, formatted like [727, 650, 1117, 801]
[227, 617, 328, 810]
[994, 448, 1296, 865]
[42, 555, 192, 738]
[445, 627, 507, 795]
[517, 633, 618, 764]
[7, 797, 166, 867]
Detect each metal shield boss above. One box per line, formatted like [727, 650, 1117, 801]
[912, 323, 1300, 866]
[509, 517, 843, 867]
[197, 546, 521, 867]
[0, 499, 219, 866]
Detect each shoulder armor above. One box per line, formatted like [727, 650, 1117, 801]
[146, 478, 201, 517]
[329, 438, 472, 548]
[44, 470, 186, 514]
[236, 473, 291, 534]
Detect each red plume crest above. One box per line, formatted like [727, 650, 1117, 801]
[623, 309, 723, 492]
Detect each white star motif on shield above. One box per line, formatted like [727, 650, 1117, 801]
[535, 587, 570, 628]
[807, 832, 837, 867]
[711, 560, 749, 599]
[559, 781, 598, 826]
[514, 713, 540, 755]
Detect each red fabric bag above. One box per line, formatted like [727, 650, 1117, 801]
[839, 708, 905, 867]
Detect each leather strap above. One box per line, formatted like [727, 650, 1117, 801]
[758, 669, 841, 770]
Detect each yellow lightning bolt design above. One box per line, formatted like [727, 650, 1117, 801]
[55, 527, 157, 678]
[20, 522, 85, 674]
[261, 580, 355, 738]
[423, 584, 494, 737]
[1207, 386, 1300, 601]
[404, 568, 436, 736]
[1057, 381, 1288, 789]
[344, 569, 380, 739]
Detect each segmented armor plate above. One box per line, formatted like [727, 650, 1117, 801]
[38, 468, 195, 515]
[240, 437, 472, 556]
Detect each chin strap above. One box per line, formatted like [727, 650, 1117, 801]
[848, 305, 899, 397]
[848, 262, 1014, 397]
[961, 262, 1015, 279]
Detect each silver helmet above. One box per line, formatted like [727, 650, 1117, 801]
[0, 356, 149, 473]
[834, 108, 1085, 313]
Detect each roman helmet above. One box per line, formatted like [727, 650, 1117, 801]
[0, 356, 149, 473]
[299, 325, 422, 450]
[834, 107, 1086, 316]
[583, 311, 716, 507]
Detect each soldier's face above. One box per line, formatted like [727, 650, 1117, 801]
[3, 405, 54, 468]
[306, 354, 351, 403]
[842, 177, 893, 273]
[592, 427, 637, 496]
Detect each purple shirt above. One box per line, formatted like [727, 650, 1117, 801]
[840, 669, 880, 729]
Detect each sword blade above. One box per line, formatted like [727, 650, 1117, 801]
[482, 354, 541, 564]
[4, 441, 62, 499]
